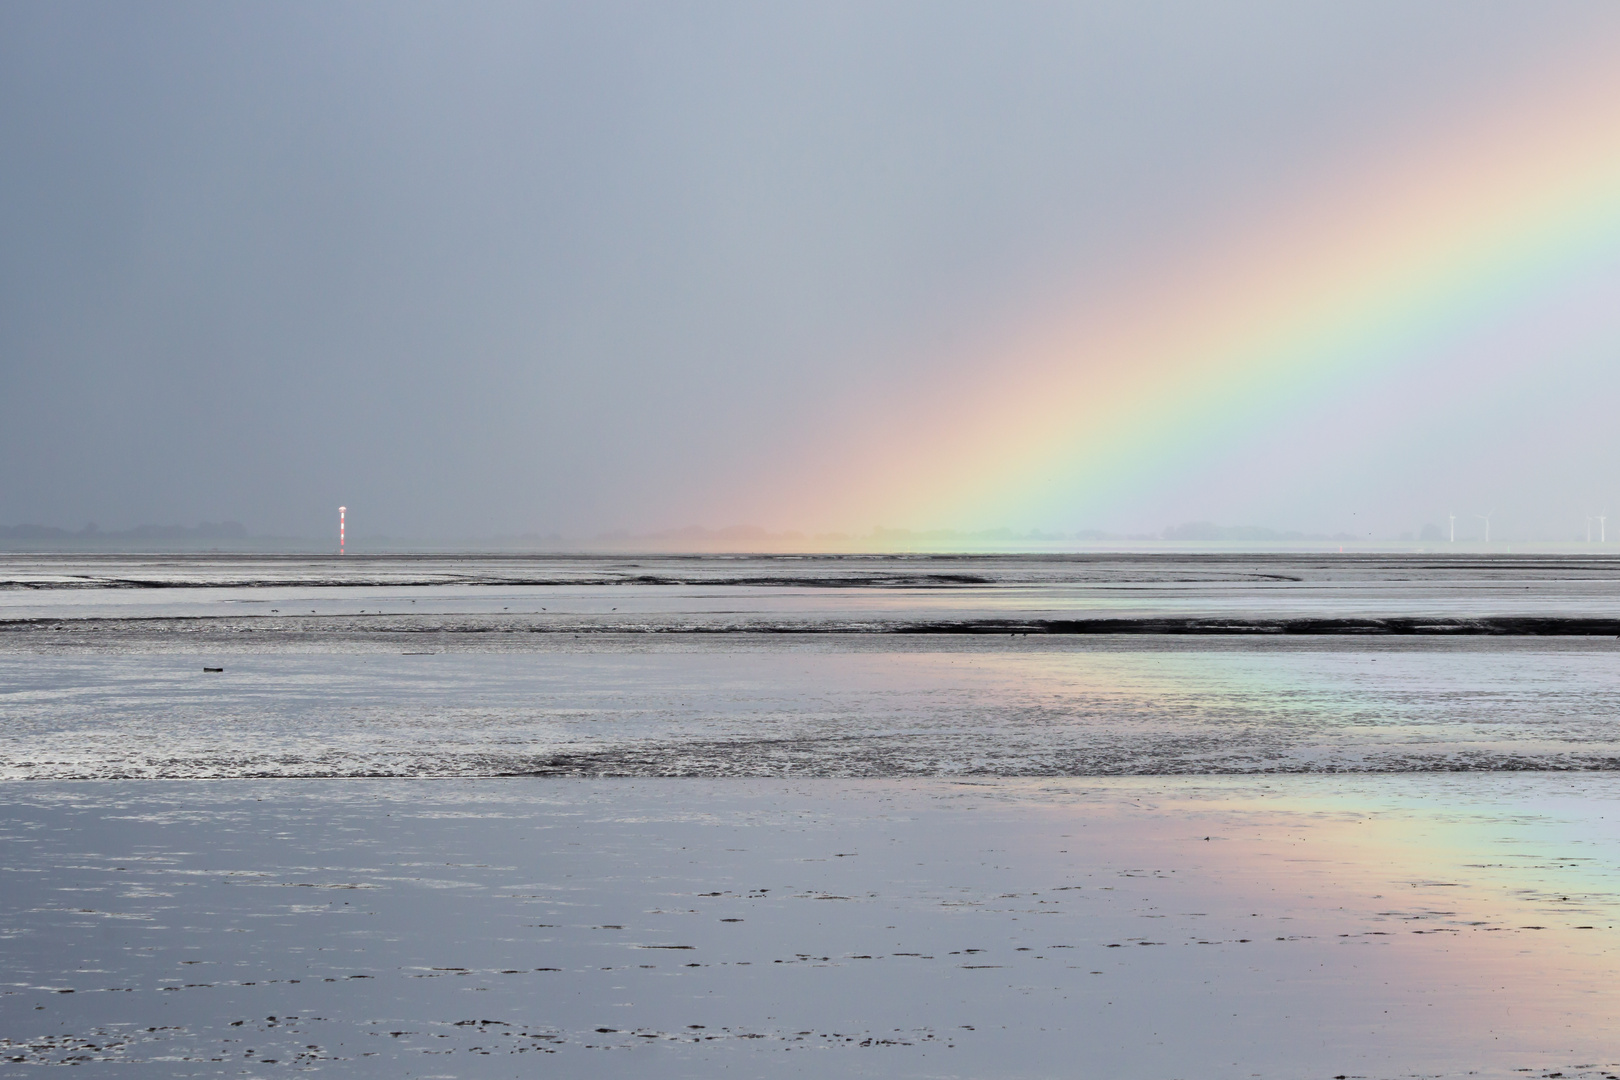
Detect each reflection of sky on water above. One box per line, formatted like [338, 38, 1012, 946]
[5, 638, 1619, 778]
[1005, 776, 1620, 1066]
[6, 557, 1617, 1073]
[1, 776, 1614, 1075]
[999, 775, 1620, 924]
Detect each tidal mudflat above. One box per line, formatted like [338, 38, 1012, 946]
[2, 554, 1618, 1077]
[2, 778, 1617, 1079]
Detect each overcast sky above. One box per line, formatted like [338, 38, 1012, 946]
[4, 2, 1619, 541]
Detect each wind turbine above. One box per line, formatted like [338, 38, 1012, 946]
[1476, 511, 1493, 544]
[1602, 513, 1608, 543]
[1448, 512, 1456, 543]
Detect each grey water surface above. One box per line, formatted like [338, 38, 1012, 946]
[4, 555, 1620, 1078]
[4, 554, 1620, 779]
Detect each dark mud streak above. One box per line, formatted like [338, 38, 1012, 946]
[504, 750, 1620, 779]
[1, 574, 999, 590]
[8, 615, 1620, 635]
[881, 617, 1620, 636]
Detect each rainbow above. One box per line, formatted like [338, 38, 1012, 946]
[751, 57, 1620, 541]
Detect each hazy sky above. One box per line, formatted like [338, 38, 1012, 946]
[4, 2, 1620, 542]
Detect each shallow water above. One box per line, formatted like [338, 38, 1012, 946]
[1, 776, 1616, 1079]
[4, 553, 1618, 1077]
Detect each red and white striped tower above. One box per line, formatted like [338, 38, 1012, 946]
[339, 506, 346, 555]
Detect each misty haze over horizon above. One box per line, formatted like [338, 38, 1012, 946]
[5, 2, 1620, 547]
[0, 516, 1605, 550]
